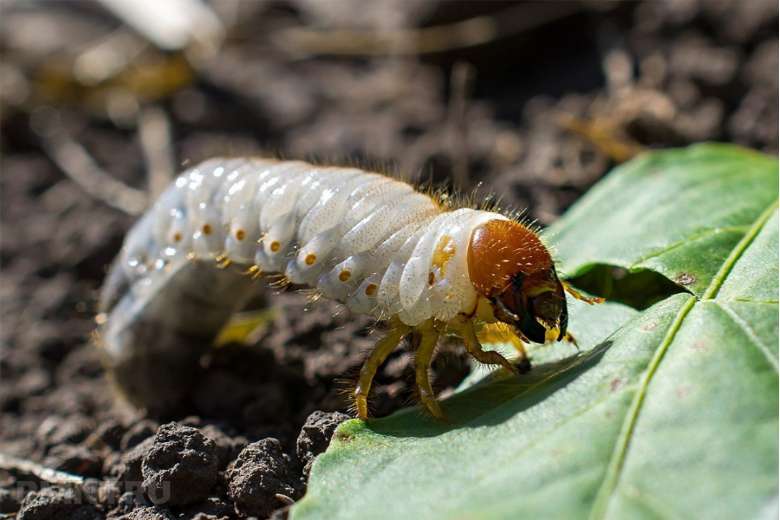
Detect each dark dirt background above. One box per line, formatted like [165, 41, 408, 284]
[1, 1, 777, 519]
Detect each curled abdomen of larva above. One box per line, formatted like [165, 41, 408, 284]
[97, 157, 581, 418]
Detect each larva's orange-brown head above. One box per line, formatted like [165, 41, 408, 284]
[468, 219, 567, 344]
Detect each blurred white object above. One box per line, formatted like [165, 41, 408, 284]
[97, 0, 224, 59]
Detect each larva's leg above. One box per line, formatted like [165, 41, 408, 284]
[354, 321, 411, 420]
[477, 323, 530, 362]
[505, 330, 533, 373]
[413, 326, 444, 421]
[459, 320, 520, 375]
[561, 331, 579, 348]
[216, 256, 231, 269]
[507, 333, 529, 361]
[561, 281, 605, 305]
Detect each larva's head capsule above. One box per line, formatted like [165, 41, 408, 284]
[468, 220, 568, 344]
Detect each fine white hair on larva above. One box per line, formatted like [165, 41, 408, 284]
[97, 157, 592, 419]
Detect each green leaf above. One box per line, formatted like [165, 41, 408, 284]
[291, 144, 779, 520]
[552, 143, 778, 298]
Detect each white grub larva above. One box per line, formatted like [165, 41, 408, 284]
[97, 158, 601, 420]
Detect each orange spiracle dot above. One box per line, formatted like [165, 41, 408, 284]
[173, 233, 182, 243]
[202, 224, 212, 235]
[305, 253, 317, 266]
[365, 283, 378, 296]
[428, 272, 436, 285]
[339, 270, 351, 282]
[236, 229, 246, 241]
[270, 241, 280, 252]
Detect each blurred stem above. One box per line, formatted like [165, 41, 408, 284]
[448, 61, 476, 193]
[139, 105, 175, 200]
[39, 111, 148, 215]
[274, 2, 585, 57]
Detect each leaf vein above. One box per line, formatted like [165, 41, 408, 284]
[618, 488, 689, 520]
[589, 296, 696, 519]
[589, 199, 779, 519]
[632, 226, 748, 265]
[703, 200, 779, 300]
[713, 301, 779, 371]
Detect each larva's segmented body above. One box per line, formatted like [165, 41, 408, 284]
[98, 158, 599, 419]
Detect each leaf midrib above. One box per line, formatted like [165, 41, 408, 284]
[588, 199, 779, 519]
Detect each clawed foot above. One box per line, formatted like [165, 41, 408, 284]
[562, 282, 605, 305]
[353, 320, 411, 420]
